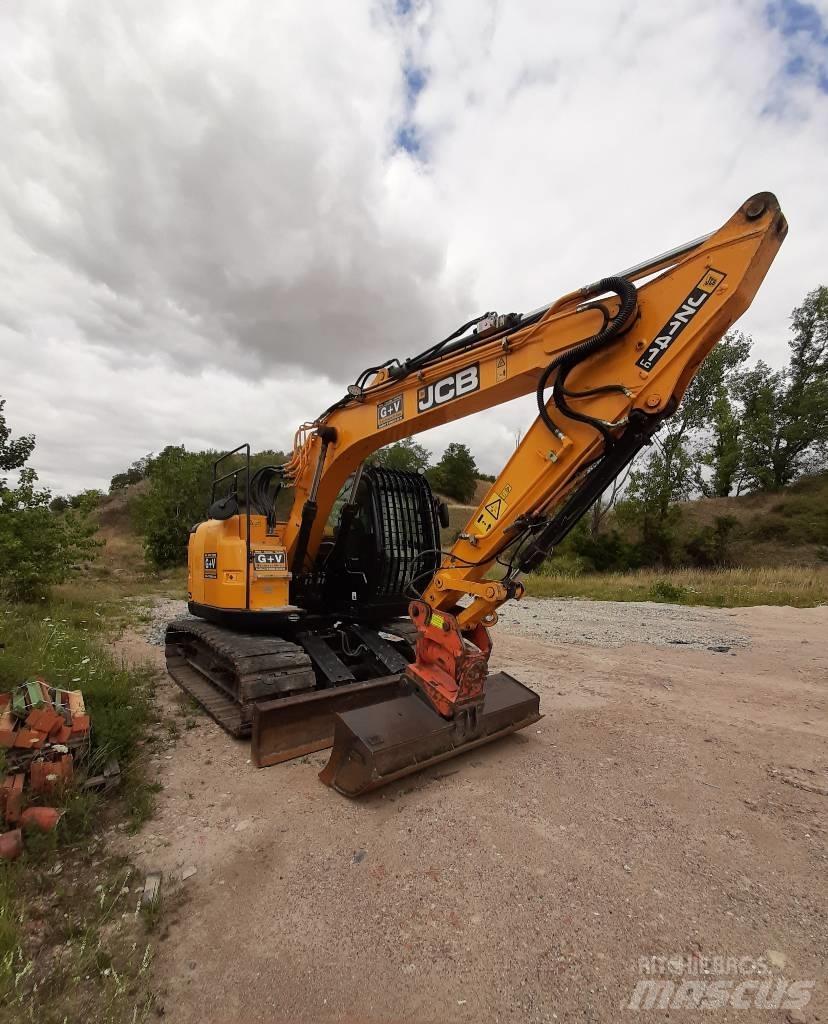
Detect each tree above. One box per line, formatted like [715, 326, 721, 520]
[372, 438, 430, 474]
[427, 443, 478, 503]
[588, 462, 634, 538]
[623, 335, 749, 563]
[131, 446, 216, 567]
[0, 400, 34, 476]
[68, 489, 105, 512]
[736, 287, 828, 490]
[0, 399, 96, 600]
[110, 454, 152, 492]
[695, 332, 752, 497]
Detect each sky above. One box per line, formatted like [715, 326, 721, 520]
[1, 0, 827, 495]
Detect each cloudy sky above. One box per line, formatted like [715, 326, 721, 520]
[1, 0, 827, 495]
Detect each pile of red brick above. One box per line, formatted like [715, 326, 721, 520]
[0, 679, 92, 861]
[0, 678, 90, 753]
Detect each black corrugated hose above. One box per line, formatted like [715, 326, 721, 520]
[535, 276, 638, 449]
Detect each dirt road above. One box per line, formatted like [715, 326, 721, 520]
[121, 600, 827, 1023]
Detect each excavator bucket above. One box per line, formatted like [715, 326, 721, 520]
[319, 672, 541, 797]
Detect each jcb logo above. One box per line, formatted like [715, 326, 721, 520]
[418, 364, 480, 412]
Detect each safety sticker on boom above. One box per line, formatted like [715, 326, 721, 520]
[636, 268, 726, 372]
[473, 484, 512, 537]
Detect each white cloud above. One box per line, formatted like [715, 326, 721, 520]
[1, 0, 826, 493]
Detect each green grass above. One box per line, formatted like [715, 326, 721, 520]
[0, 590, 161, 1022]
[0, 855, 157, 1023]
[522, 565, 828, 607]
[0, 600, 156, 767]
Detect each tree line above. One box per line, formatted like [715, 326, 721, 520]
[1, 286, 824, 593]
[118, 440, 483, 568]
[567, 286, 827, 571]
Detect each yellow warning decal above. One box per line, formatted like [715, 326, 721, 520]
[430, 612, 445, 630]
[473, 487, 510, 537]
[495, 354, 507, 382]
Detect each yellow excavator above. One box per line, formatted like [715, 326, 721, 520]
[166, 192, 786, 796]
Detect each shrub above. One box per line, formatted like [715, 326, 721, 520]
[648, 579, 690, 603]
[0, 400, 97, 601]
[685, 515, 738, 567]
[572, 527, 641, 573]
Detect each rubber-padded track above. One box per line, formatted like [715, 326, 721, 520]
[164, 617, 419, 741]
[166, 651, 249, 736]
[165, 619, 316, 735]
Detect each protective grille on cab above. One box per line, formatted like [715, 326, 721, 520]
[365, 467, 440, 598]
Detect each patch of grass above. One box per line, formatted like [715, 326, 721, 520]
[0, 590, 162, 1022]
[648, 580, 690, 603]
[0, 866, 20, 958]
[0, 855, 157, 1022]
[60, 788, 103, 844]
[140, 891, 164, 934]
[125, 777, 163, 835]
[522, 565, 828, 607]
[0, 599, 156, 771]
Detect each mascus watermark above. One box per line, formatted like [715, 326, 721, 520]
[624, 955, 814, 1012]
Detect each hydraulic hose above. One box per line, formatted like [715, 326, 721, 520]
[535, 276, 638, 446]
[248, 465, 283, 519]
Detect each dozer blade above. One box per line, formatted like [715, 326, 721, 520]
[251, 675, 408, 767]
[319, 672, 541, 797]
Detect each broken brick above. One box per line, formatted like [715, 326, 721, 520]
[70, 714, 91, 737]
[0, 829, 23, 862]
[30, 754, 73, 795]
[3, 775, 24, 825]
[26, 708, 63, 736]
[52, 724, 72, 744]
[20, 806, 61, 832]
[13, 728, 46, 750]
[66, 691, 85, 716]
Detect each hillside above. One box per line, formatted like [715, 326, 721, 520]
[676, 471, 828, 567]
[92, 472, 828, 573]
[437, 472, 828, 568]
[94, 478, 148, 574]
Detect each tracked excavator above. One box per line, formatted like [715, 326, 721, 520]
[166, 192, 786, 796]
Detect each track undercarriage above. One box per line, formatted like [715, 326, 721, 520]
[165, 611, 541, 793]
[165, 615, 421, 765]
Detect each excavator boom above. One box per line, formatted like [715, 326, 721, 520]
[311, 192, 786, 794]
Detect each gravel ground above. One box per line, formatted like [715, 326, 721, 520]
[119, 597, 827, 1024]
[146, 598, 189, 645]
[495, 596, 750, 650]
[147, 594, 750, 652]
